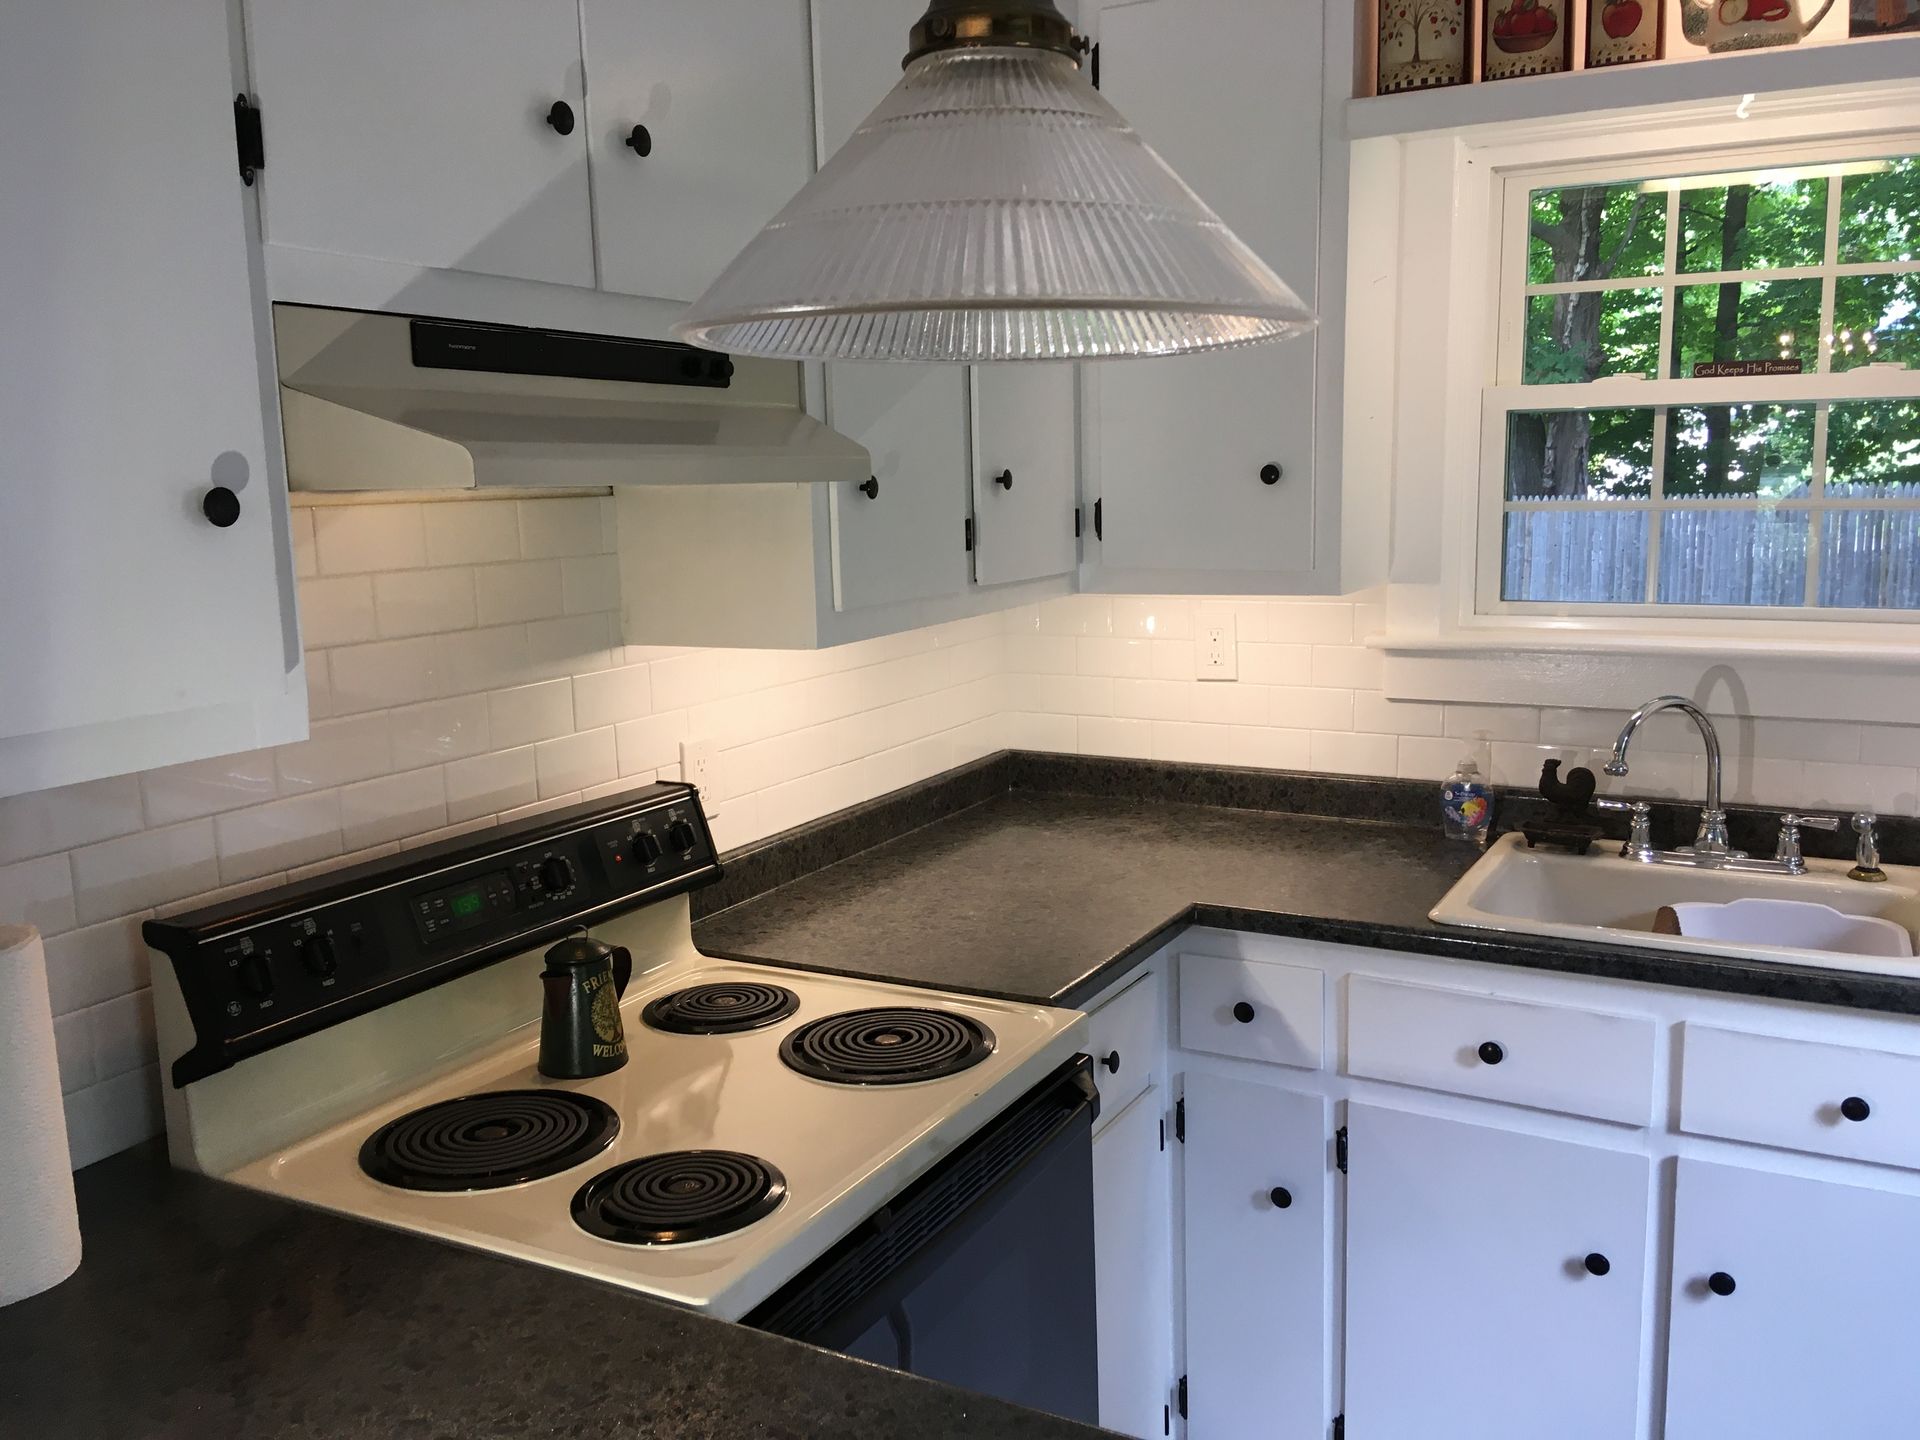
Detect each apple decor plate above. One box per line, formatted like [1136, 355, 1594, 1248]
[1484, 0, 1571, 76]
[1588, 0, 1664, 65]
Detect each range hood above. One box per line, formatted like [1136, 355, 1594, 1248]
[272, 305, 869, 492]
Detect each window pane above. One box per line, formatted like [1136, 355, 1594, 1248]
[1528, 182, 1666, 285]
[1657, 509, 1808, 606]
[1677, 176, 1826, 274]
[1838, 157, 1920, 265]
[1670, 278, 1822, 376]
[1818, 510, 1920, 610]
[1826, 400, 1920, 498]
[1829, 273, 1920, 372]
[1505, 408, 1654, 500]
[1525, 289, 1662, 383]
[1503, 509, 1649, 603]
[1664, 403, 1815, 498]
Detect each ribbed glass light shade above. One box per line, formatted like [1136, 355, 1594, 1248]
[671, 47, 1315, 363]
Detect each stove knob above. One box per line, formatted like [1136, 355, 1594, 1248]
[537, 855, 575, 894]
[299, 932, 338, 979]
[237, 953, 274, 998]
[666, 820, 697, 855]
[634, 830, 664, 864]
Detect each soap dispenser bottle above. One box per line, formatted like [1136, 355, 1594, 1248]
[1442, 756, 1493, 846]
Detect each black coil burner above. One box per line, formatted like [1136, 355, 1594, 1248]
[779, 1007, 994, 1085]
[641, 981, 800, 1035]
[359, 1090, 620, 1192]
[572, 1151, 787, 1244]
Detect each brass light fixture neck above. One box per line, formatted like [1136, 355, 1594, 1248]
[904, 0, 1083, 65]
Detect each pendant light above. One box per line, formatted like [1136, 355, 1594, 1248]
[671, 0, 1314, 363]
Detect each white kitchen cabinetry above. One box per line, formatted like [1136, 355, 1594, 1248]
[1077, 0, 1337, 593]
[245, 0, 596, 290]
[580, 1, 815, 303]
[0, 0, 305, 798]
[1665, 1159, 1920, 1436]
[1181, 1073, 1330, 1440]
[1093, 1086, 1175, 1440]
[970, 367, 1080, 588]
[1343, 1105, 1650, 1440]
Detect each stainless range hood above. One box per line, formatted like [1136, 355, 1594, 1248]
[272, 305, 869, 492]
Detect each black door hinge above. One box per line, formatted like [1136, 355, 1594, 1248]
[1091, 41, 1101, 89]
[1333, 1415, 1345, 1440]
[964, 517, 975, 552]
[1074, 506, 1083, 539]
[1174, 1096, 1185, 1143]
[233, 95, 264, 186]
[1335, 1126, 1349, 1175]
[1163, 1404, 1171, 1436]
[1158, 1117, 1165, 1152]
[1093, 497, 1103, 540]
[1176, 1375, 1187, 1420]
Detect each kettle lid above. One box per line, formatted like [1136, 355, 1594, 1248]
[544, 933, 614, 968]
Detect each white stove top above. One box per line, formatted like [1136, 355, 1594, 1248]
[224, 939, 1087, 1321]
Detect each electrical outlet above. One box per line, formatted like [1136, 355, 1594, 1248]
[1195, 611, 1237, 680]
[679, 739, 721, 816]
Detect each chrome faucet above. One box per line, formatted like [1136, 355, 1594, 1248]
[1605, 696, 1736, 862]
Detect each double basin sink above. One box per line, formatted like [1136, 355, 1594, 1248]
[1433, 832, 1920, 978]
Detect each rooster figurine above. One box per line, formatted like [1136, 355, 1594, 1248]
[1538, 759, 1596, 814]
[1522, 759, 1604, 854]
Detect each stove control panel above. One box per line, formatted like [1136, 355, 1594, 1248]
[146, 782, 722, 1086]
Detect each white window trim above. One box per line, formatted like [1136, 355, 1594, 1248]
[1360, 79, 1920, 711]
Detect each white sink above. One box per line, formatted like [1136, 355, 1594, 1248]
[1431, 832, 1920, 977]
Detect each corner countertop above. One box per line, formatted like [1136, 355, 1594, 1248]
[0, 1142, 1112, 1440]
[693, 790, 1920, 1016]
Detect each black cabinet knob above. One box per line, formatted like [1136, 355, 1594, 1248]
[545, 100, 575, 135]
[993, 469, 1014, 491]
[1269, 1187, 1292, 1210]
[1478, 1041, 1505, 1065]
[1260, 462, 1282, 485]
[201, 486, 241, 528]
[1583, 1252, 1611, 1277]
[1101, 1050, 1120, 1074]
[625, 123, 653, 156]
[1708, 1271, 1737, 1296]
[857, 476, 879, 499]
[1232, 1001, 1256, 1024]
[1841, 1096, 1871, 1122]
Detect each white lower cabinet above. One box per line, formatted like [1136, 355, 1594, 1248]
[1181, 1073, 1330, 1440]
[1665, 1159, 1920, 1436]
[1093, 1085, 1175, 1440]
[1343, 1105, 1650, 1440]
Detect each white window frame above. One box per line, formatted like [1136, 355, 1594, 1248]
[1479, 137, 1920, 625]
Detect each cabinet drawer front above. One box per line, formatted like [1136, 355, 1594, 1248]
[1680, 1024, 1920, 1170]
[1346, 976, 1656, 1126]
[1088, 974, 1162, 1128]
[1178, 954, 1324, 1069]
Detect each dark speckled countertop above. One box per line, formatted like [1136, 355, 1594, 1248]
[694, 764, 1920, 1017]
[0, 1142, 1113, 1440]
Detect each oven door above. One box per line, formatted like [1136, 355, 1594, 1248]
[746, 1057, 1099, 1424]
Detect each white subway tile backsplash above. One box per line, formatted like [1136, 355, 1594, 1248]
[423, 500, 521, 567]
[526, 613, 615, 680]
[374, 567, 478, 638]
[388, 695, 491, 770]
[561, 555, 622, 616]
[1190, 683, 1267, 727]
[339, 769, 448, 850]
[70, 822, 219, 927]
[214, 792, 343, 883]
[475, 560, 565, 626]
[1270, 686, 1354, 732]
[1150, 639, 1197, 681]
[573, 665, 652, 732]
[1802, 762, 1920, 814]
[290, 509, 317, 579]
[439, 625, 531, 698]
[0, 774, 145, 867]
[1076, 636, 1153, 679]
[1077, 715, 1153, 759]
[1268, 601, 1352, 646]
[1309, 644, 1385, 691]
[0, 853, 78, 937]
[1151, 721, 1235, 765]
[489, 679, 575, 751]
[42, 916, 150, 1016]
[1443, 704, 1541, 745]
[329, 636, 446, 713]
[314, 503, 426, 574]
[1111, 597, 1191, 640]
[1309, 730, 1398, 777]
[1230, 725, 1312, 771]
[616, 711, 689, 776]
[1861, 725, 1920, 768]
[63, 1063, 162, 1169]
[535, 728, 618, 798]
[518, 497, 606, 558]
[445, 748, 539, 824]
[1355, 693, 1445, 737]
[90, 989, 157, 1082]
[1398, 735, 1469, 782]
[1240, 643, 1312, 687]
[297, 575, 379, 647]
[141, 751, 277, 826]
[1113, 678, 1192, 723]
[53, 1012, 94, 1093]
[276, 714, 393, 792]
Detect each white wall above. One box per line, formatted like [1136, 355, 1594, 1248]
[5, 499, 1916, 1170]
[0, 496, 1003, 1168]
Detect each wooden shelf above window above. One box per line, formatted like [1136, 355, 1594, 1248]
[1347, 32, 1920, 140]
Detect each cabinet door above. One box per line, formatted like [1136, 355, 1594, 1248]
[971, 366, 1079, 587]
[1666, 1159, 1920, 1436]
[1344, 1105, 1649, 1440]
[0, 0, 300, 789]
[813, 0, 971, 613]
[1081, 0, 1320, 580]
[1093, 1086, 1174, 1440]
[246, 0, 594, 287]
[582, 1, 814, 303]
[1182, 1073, 1329, 1440]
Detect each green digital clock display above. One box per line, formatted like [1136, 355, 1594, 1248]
[449, 889, 485, 919]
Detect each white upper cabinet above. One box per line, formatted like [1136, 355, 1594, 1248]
[1079, 0, 1330, 591]
[970, 366, 1080, 588]
[581, 1, 815, 303]
[245, 0, 595, 289]
[0, 0, 305, 797]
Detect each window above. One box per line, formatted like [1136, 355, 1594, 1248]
[1484, 151, 1920, 618]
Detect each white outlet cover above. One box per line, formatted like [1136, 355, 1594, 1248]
[1194, 610, 1237, 681]
[680, 739, 720, 816]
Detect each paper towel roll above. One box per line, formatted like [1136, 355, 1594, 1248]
[0, 925, 82, 1306]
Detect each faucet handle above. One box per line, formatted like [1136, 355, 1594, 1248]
[1774, 814, 1840, 869]
[1596, 797, 1655, 861]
